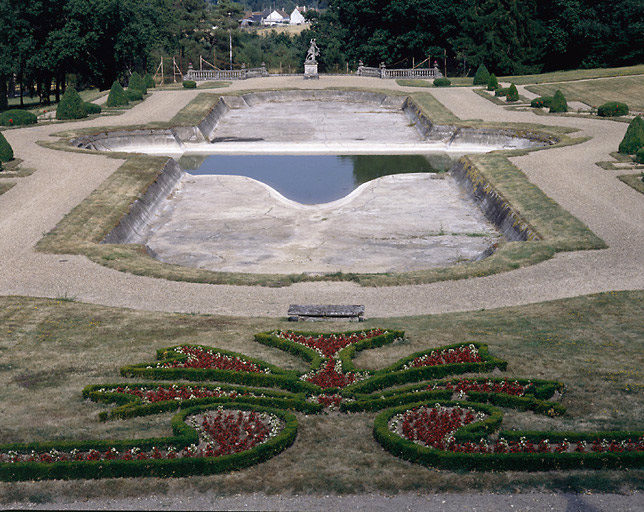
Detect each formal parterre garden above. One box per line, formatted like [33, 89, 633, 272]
[1, 319, 642, 482]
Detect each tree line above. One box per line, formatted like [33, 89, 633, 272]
[308, 0, 643, 75]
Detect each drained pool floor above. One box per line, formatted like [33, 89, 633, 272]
[137, 169, 501, 275]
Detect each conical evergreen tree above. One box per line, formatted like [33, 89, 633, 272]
[473, 64, 490, 85]
[506, 83, 519, 102]
[549, 90, 568, 113]
[0, 132, 13, 162]
[144, 73, 156, 89]
[106, 81, 129, 107]
[56, 87, 88, 120]
[128, 72, 147, 95]
[619, 116, 644, 154]
[487, 73, 499, 91]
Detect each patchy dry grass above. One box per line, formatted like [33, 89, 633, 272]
[0, 292, 642, 496]
[500, 64, 644, 86]
[396, 78, 474, 88]
[0, 182, 15, 195]
[618, 174, 644, 195]
[525, 76, 644, 111]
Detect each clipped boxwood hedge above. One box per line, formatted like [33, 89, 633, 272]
[84, 102, 102, 115]
[125, 88, 144, 102]
[531, 96, 552, 108]
[0, 132, 13, 162]
[0, 109, 37, 126]
[433, 78, 451, 87]
[597, 102, 629, 117]
[183, 80, 197, 89]
[494, 87, 509, 97]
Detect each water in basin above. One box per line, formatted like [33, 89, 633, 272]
[177, 153, 454, 204]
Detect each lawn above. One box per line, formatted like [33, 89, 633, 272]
[500, 64, 644, 85]
[0, 291, 641, 498]
[525, 75, 644, 111]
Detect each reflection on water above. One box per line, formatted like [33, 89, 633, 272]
[177, 154, 455, 204]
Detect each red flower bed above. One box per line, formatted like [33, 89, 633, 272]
[404, 345, 482, 369]
[305, 359, 359, 389]
[397, 406, 478, 450]
[277, 329, 384, 358]
[315, 394, 343, 409]
[195, 410, 275, 457]
[432, 379, 531, 397]
[161, 346, 266, 373]
[107, 385, 250, 404]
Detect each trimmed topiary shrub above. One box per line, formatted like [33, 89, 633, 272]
[494, 87, 509, 97]
[125, 88, 144, 102]
[487, 74, 498, 91]
[549, 90, 568, 113]
[144, 73, 156, 89]
[0, 132, 13, 162]
[636, 147, 644, 164]
[128, 71, 147, 95]
[182, 80, 197, 89]
[506, 83, 519, 102]
[531, 97, 552, 108]
[106, 81, 129, 107]
[619, 116, 644, 154]
[83, 102, 102, 115]
[433, 78, 451, 87]
[473, 64, 490, 86]
[0, 109, 37, 126]
[597, 102, 629, 117]
[56, 87, 87, 120]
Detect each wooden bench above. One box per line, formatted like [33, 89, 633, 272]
[287, 305, 365, 322]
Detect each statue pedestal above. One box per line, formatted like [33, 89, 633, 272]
[304, 62, 319, 80]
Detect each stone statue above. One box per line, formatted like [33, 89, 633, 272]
[306, 39, 320, 63]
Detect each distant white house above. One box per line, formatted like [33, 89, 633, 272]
[263, 10, 290, 26]
[290, 7, 306, 25]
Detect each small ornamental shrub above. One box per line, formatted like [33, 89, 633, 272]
[597, 102, 629, 117]
[144, 73, 156, 89]
[487, 73, 498, 91]
[0, 132, 13, 162]
[433, 78, 451, 87]
[106, 81, 129, 107]
[494, 87, 509, 97]
[506, 83, 519, 102]
[56, 87, 88, 120]
[125, 88, 144, 102]
[128, 71, 147, 95]
[84, 102, 102, 115]
[0, 109, 37, 126]
[619, 116, 644, 154]
[636, 147, 644, 164]
[183, 80, 197, 89]
[531, 96, 552, 108]
[549, 90, 568, 113]
[473, 64, 490, 86]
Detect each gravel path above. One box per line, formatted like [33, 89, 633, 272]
[0, 77, 642, 317]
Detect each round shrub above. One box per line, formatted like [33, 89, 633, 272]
[125, 88, 144, 101]
[597, 102, 629, 117]
[549, 90, 568, 113]
[433, 78, 451, 87]
[494, 87, 509, 97]
[473, 64, 490, 86]
[56, 87, 88, 120]
[128, 72, 147, 95]
[487, 73, 498, 91]
[506, 83, 519, 102]
[531, 97, 552, 108]
[0, 132, 13, 162]
[106, 81, 129, 107]
[84, 102, 102, 115]
[0, 109, 37, 126]
[619, 116, 644, 154]
[636, 147, 644, 164]
[183, 80, 197, 89]
[144, 73, 156, 89]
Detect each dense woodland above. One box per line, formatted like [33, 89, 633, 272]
[0, 0, 642, 109]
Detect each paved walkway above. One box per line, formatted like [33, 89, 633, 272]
[0, 77, 642, 317]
